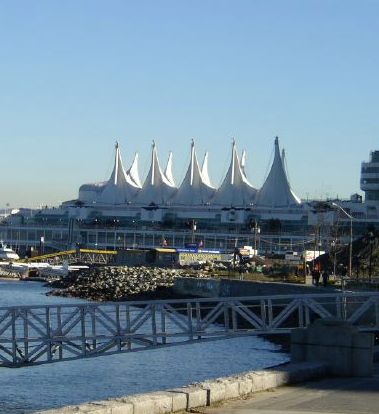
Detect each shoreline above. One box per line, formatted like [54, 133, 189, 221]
[35, 361, 327, 414]
[0, 276, 21, 282]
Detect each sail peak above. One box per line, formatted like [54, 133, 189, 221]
[212, 141, 256, 206]
[171, 141, 215, 205]
[255, 137, 301, 207]
[135, 142, 176, 205]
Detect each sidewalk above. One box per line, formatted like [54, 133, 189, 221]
[204, 364, 379, 414]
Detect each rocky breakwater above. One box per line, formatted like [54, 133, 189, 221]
[48, 266, 208, 301]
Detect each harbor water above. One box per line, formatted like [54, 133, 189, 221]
[0, 280, 288, 413]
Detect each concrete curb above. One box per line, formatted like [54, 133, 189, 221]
[35, 361, 328, 414]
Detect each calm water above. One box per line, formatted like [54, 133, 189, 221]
[0, 280, 288, 413]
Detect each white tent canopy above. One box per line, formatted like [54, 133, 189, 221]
[201, 152, 215, 189]
[127, 152, 142, 188]
[78, 181, 106, 203]
[77, 138, 302, 209]
[255, 137, 301, 208]
[172, 140, 215, 205]
[164, 151, 176, 187]
[98, 142, 140, 204]
[135, 141, 177, 205]
[212, 140, 257, 206]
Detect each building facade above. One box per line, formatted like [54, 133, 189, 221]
[1, 139, 376, 256]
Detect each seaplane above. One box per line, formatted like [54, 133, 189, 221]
[38, 262, 89, 278]
[0, 260, 88, 278]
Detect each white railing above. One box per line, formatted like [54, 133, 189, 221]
[0, 292, 378, 367]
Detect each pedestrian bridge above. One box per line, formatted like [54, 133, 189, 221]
[1, 292, 378, 367]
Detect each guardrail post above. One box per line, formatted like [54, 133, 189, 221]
[11, 309, 17, 365]
[161, 304, 167, 345]
[195, 302, 202, 339]
[223, 301, 230, 333]
[267, 299, 273, 328]
[80, 307, 86, 357]
[187, 302, 194, 340]
[125, 305, 131, 350]
[260, 299, 267, 330]
[151, 304, 157, 346]
[46, 307, 52, 362]
[23, 309, 28, 362]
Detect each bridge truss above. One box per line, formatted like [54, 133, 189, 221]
[23, 248, 117, 265]
[0, 292, 378, 367]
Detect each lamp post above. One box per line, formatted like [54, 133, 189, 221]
[330, 240, 337, 277]
[332, 202, 353, 278]
[253, 221, 260, 256]
[191, 220, 197, 243]
[113, 219, 119, 250]
[93, 218, 99, 249]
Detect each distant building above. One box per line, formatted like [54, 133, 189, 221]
[361, 150, 379, 204]
[1, 137, 377, 256]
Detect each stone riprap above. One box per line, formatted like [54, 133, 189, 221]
[35, 361, 328, 414]
[48, 266, 208, 301]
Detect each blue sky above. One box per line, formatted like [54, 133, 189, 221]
[1, 0, 378, 208]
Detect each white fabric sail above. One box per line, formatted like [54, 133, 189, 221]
[164, 151, 176, 187]
[240, 150, 247, 176]
[98, 142, 140, 204]
[79, 181, 106, 203]
[255, 137, 301, 207]
[172, 140, 215, 205]
[201, 152, 216, 189]
[212, 140, 257, 206]
[127, 152, 142, 188]
[135, 141, 177, 205]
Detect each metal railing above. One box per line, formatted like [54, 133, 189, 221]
[0, 292, 378, 367]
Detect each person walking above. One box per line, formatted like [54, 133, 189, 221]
[312, 269, 321, 286]
[322, 270, 329, 287]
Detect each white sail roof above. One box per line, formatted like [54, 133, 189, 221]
[241, 150, 246, 174]
[172, 140, 215, 205]
[201, 152, 216, 189]
[164, 151, 176, 187]
[135, 141, 177, 205]
[79, 181, 106, 193]
[255, 137, 301, 208]
[98, 142, 140, 204]
[241, 149, 251, 183]
[78, 181, 107, 203]
[127, 152, 142, 188]
[212, 140, 257, 206]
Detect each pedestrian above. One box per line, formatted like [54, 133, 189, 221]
[314, 270, 321, 286]
[311, 269, 316, 285]
[312, 269, 320, 286]
[322, 270, 329, 287]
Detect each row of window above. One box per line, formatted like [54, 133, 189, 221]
[366, 191, 379, 201]
[361, 166, 379, 174]
[361, 178, 379, 185]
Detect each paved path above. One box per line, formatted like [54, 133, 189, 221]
[204, 365, 379, 414]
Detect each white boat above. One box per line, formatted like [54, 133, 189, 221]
[0, 241, 19, 261]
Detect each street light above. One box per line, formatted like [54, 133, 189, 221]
[332, 202, 353, 278]
[330, 239, 337, 277]
[113, 219, 119, 250]
[191, 220, 197, 243]
[252, 221, 260, 256]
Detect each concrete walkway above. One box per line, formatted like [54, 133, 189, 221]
[204, 365, 379, 414]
